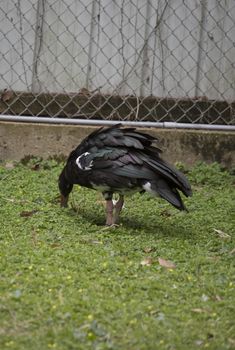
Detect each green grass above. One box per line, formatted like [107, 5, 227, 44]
[0, 160, 234, 350]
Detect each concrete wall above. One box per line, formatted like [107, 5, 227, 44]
[0, 121, 234, 168]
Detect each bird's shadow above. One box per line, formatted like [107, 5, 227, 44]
[66, 205, 193, 240]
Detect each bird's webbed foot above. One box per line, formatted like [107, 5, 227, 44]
[101, 223, 120, 230]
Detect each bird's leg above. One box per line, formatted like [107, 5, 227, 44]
[113, 195, 124, 224]
[105, 200, 114, 226]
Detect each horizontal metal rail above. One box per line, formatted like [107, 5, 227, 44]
[0, 115, 235, 131]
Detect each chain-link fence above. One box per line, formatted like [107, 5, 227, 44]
[0, 0, 235, 126]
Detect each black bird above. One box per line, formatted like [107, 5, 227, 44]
[59, 124, 192, 225]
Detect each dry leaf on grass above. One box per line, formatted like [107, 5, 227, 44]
[20, 210, 38, 217]
[158, 258, 176, 269]
[143, 247, 154, 253]
[140, 257, 154, 266]
[5, 162, 15, 170]
[50, 243, 62, 249]
[191, 308, 209, 314]
[213, 228, 231, 239]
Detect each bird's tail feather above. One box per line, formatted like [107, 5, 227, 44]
[143, 179, 187, 211]
[140, 154, 192, 197]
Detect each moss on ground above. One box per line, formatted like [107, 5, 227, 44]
[0, 160, 234, 350]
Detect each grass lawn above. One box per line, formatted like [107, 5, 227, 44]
[0, 160, 234, 350]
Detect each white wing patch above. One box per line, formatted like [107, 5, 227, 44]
[76, 152, 93, 171]
[142, 181, 152, 192]
[142, 181, 156, 196]
[142, 181, 159, 197]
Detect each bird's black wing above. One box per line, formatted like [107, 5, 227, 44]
[70, 124, 160, 157]
[98, 150, 192, 198]
[67, 124, 191, 198]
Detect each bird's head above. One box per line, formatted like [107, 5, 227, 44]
[58, 168, 73, 207]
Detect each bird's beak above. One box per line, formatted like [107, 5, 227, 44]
[60, 194, 68, 207]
